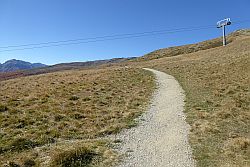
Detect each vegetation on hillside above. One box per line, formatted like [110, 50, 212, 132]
[0, 58, 133, 82]
[0, 67, 155, 167]
[134, 30, 249, 62]
[1, 29, 249, 167]
[133, 31, 250, 166]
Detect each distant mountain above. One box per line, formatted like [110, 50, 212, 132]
[0, 59, 47, 72]
[51, 57, 135, 69]
[0, 57, 135, 81]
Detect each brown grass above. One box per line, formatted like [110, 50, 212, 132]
[133, 30, 245, 62]
[1, 29, 249, 167]
[0, 67, 155, 166]
[129, 30, 250, 166]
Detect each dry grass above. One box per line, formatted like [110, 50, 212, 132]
[133, 30, 248, 62]
[0, 67, 155, 166]
[133, 33, 236, 62]
[129, 30, 250, 166]
[1, 28, 249, 166]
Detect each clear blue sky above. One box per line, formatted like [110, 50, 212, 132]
[0, 0, 249, 65]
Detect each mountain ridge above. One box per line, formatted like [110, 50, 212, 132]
[0, 59, 47, 72]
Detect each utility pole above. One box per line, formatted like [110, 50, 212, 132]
[222, 25, 226, 46]
[217, 18, 231, 46]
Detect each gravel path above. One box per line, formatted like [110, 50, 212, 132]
[115, 68, 196, 167]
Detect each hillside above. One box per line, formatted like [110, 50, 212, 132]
[0, 67, 155, 166]
[134, 29, 250, 61]
[130, 29, 250, 166]
[0, 59, 47, 72]
[1, 30, 247, 82]
[0, 58, 134, 82]
[0, 29, 249, 167]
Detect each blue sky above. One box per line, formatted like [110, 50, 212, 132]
[0, 0, 249, 65]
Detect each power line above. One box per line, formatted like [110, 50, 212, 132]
[0, 20, 249, 53]
[0, 25, 215, 49]
[0, 26, 215, 52]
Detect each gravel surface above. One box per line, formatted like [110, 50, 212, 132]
[115, 68, 196, 167]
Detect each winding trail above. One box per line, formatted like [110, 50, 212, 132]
[115, 68, 196, 167]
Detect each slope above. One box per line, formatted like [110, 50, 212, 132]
[0, 29, 249, 167]
[134, 29, 249, 61]
[0, 58, 134, 82]
[0, 67, 155, 167]
[130, 29, 250, 166]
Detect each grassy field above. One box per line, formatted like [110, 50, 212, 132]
[0, 67, 155, 167]
[131, 30, 250, 166]
[1, 29, 249, 167]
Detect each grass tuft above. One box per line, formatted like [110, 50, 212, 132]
[0, 104, 8, 112]
[8, 161, 20, 167]
[23, 159, 36, 167]
[9, 138, 39, 152]
[69, 95, 80, 101]
[51, 147, 97, 167]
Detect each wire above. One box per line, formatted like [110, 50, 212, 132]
[0, 25, 215, 49]
[0, 26, 215, 52]
[0, 19, 249, 52]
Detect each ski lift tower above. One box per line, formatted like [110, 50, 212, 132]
[217, 18, 232, 46]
